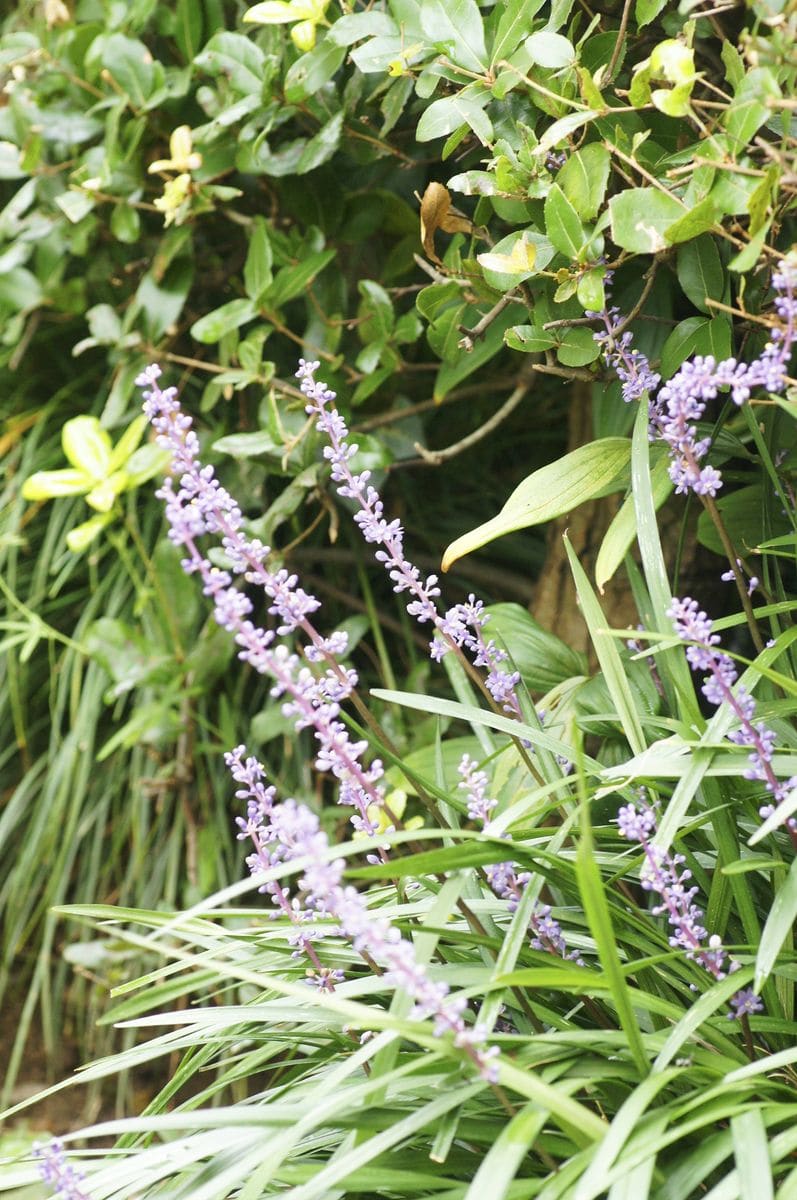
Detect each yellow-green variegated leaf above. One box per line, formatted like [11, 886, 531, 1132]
[442, 438, 631, 571]
[62, 416, 112, 478]
[107, 414, 149, 473]
[66, 512, 114, 553]
[22, 468, 90, 501]
[244, 0, 326, 23]
[85, 470, 128, 512]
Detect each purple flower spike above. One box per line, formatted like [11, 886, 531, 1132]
[233, 744, 501, 1082]
[298, 360, 523, 716]
[591, 259, 797, 496]
[138, 367, 385, 841]
[35, 1140, 91, 1200]
[458, 753, 583, 964]
[668, 597, 797, 834]
[617, 796, 758, 1018]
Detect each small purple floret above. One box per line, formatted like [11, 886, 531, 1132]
[35, 1140, 91, 1200]
[591, 259, 797, 496]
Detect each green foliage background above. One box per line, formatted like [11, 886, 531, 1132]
[3, 0, 797, 1194]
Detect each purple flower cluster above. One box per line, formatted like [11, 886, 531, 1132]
[296, 360, 522, 717]
[616, 799, 762, 1019]
[591, 259, 797, 496]
[139, 366, 500, 1080]
[137, 365, 384, 842]
[668, 596, 797, 833]
[35, 1140, 91, 1200]
[592, 304, 661, 404]
[458, 755, 583, 963]
[231, 744, 500, 1078]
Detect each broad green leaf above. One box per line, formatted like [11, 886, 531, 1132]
[55, 190, 94, 223]
[696, 482, 790, 556]
[504, 324, 555, 353]
[664, 196, 719, 244]
[191, 298, 257, 344]
[266, 248, 336, 306]
[427, 302, 467, 363]
[676, 235, 724, 314]
[442, 438, 631, 569]
[659, 316, 731, 379]
[420, 0, 487, 73]
[110, 203, 141, 244]
[175, 0, 204, 60]
[478, 231, 545, 289]
[489, 0, 545, 64]
[101, 34, 161, 109]
[483, 603, 587, 690]
[524, 31, 574, 68]
[433, 303, 518, 399]
[134, 256, 194, 341]
[295, 110, 344, 172]
[212, 430, 282, 458]
[635, 0, 668, 27]
[709, 167, 760, 218]
[0, 267, 43, 311]
[243, 218, 274, 303]
[284, 41, 346, 103]
[0, 140, 25, 180]
[748, 164, 780, 235]
[327, 11, 397, 45]
[609, 188, 684, 254]
[544, 183, 587, 259]
[556, 327, 601, 366]
[534, 111, 599, 158]
[558, 143, 610, 221]
[477, 237, 536, 278]
[416, 91, 493, 143]
[577, 267, 606, 311]
[195, 32, 266, 96]
[124, 443, 171, 489]
[724, 68, 780, 153]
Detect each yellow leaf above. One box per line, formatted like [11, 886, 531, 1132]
[477, 238, 536, 275]
[85, 470, 129, 513]
[243, 1, 295, 22]
[22, 468, 89, 501]
[149, 126, 202, 174]
[290, 19, 317, 50]
[62, 416, 112, 478]
[107, 413, 149, 473]
[66, 512, 114, 553]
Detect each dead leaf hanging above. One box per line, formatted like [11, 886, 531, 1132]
[419, 182, 476, 265]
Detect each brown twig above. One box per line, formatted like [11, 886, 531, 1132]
[606, 0, 634, 82]
[414, 372, 532, 466]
